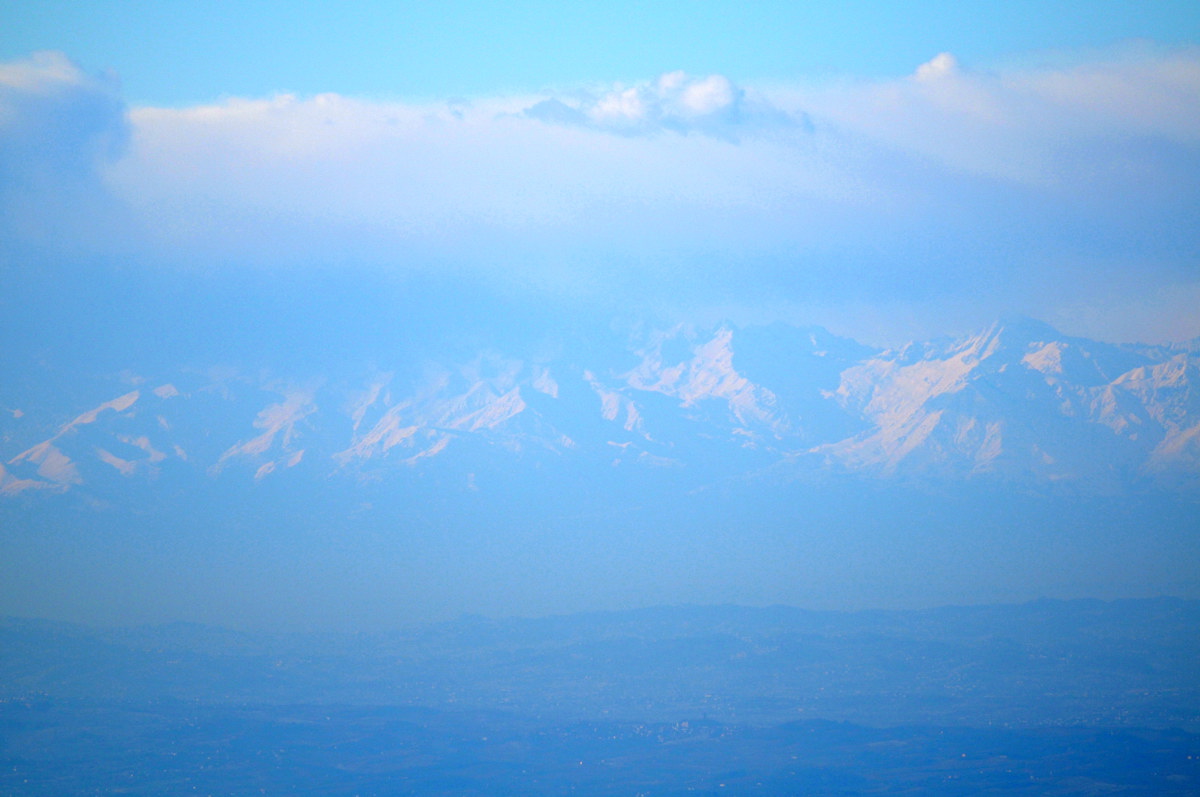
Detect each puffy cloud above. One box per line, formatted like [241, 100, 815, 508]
[524, 71, 790, 137]
[586, 71, 743, 131]
[914, 52, 959, 81]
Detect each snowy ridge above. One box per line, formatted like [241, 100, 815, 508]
[2, 321, 1198, 497]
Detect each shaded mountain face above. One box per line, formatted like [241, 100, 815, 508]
[3, 319, 1198, 499]
[4, 317, 1199, 628]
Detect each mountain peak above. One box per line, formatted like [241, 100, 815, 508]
[992, 315, 1066, 342]
[2, 319, 1198, 497]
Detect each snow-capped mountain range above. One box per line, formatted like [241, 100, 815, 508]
[3, 318, 1198, 500]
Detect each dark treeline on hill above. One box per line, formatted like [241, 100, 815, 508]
[3, 598, 1199, 795]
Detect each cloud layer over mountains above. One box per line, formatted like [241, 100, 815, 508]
[3, 47, 1199, 344]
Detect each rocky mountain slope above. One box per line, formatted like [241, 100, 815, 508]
[3, 319, 1198, 499]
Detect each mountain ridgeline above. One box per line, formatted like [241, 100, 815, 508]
[3, 318, 1198, 499]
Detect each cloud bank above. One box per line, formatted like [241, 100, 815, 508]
[0, 52, 130, 252]
[0, 51, 127, 181]
[2, 48, 1198, 344]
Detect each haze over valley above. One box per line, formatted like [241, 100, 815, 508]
[3, 3, 1200, 792]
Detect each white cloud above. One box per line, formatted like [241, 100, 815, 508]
[586, 71, 744, 129]
[100, 81, 854, 279]
[0, 50, 82, 91]
[914, 52, 959, 81]
[1, 48, 1198, 344]
[778, 46, 1200, 188]
[524, 71, 787, 137]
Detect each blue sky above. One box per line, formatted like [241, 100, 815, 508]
[4, 1, 1200, 105]
[2, 1, 1199, 345]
